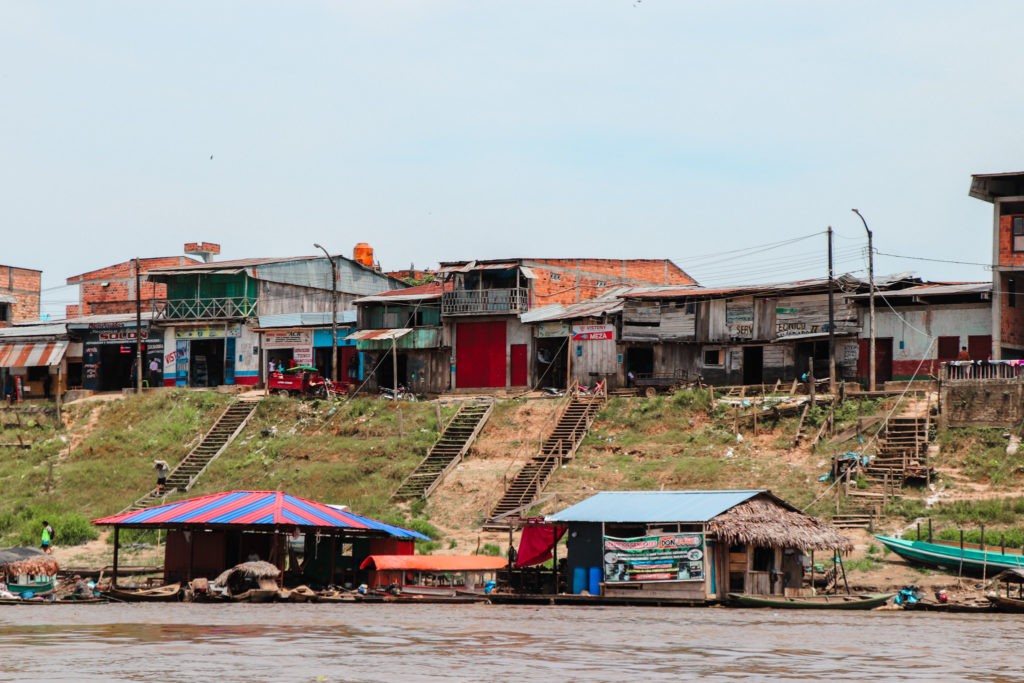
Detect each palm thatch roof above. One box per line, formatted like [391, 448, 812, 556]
[212, 560, 281, 595]
[707, 498, 852, 551]
[0, 547, 60, 578]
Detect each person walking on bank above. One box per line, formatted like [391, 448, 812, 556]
[154, 460, 169, 494]
[41, 521, 54, 554]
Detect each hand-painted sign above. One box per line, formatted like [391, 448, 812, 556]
[572, 324, 615, 341]
[293, 346, 314, 365]
[603, 533, 705, 583]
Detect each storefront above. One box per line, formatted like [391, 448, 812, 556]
[258, 320, 361, 388]
[77, 322, 163, 392]
[0, 336, 69, 402]
[163, 323, 259, 387]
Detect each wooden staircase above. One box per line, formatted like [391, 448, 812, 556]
[122, 398, 261, 512]
[392, 398, 494, 500]
[833, 399, 934, 529]
[483, 394, 604, 530]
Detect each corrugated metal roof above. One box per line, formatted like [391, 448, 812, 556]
[0, 340, 69, 368]
[0, 323, 68, 339]
[849, 283, 990, 300]
[546, 490, 765, 523]
[257, 311, 356, 328]
[521, 292, 628, 323]
[359, 554, 508, 572]
[353, 281, 449, 303]
[92, 490, 430, 538]
[345, 328, 412, 341]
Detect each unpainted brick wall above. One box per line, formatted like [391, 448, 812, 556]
[0, 265, 41, 325]
[66, 256, 193, 316]
[526, 259, 696, 306]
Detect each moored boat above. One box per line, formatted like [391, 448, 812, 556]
[875, 535, 1024, 577]
[726, 592, 894, 609]
[986, 568, 1024, 613]
[101, 582, 182, 602]
[0, 547, 60, 599]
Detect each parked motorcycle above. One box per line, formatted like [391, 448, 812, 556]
[379, 384, 418, 401]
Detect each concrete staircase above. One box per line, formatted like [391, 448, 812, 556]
[392, 398, 494, 500]
[483, 394, 603, 530]
[122, 398, 260, 512]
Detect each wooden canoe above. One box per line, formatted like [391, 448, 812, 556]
[102, 583, 182, 602]
[875, 535, 1024, 577]
[727, 592, 894, 610]
[987, 594, 1024, 613]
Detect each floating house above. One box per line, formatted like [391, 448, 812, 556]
[547, 490, 851, 602]
[92, 490, 428, 589]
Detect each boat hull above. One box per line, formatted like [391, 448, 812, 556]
[727, 592, 894, 610]
[987, 595, 1024, 613]
[102, 584, 182, 602]
[875, 535, 1024, 576]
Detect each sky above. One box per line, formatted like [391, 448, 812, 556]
[2, 2, 1021, 318]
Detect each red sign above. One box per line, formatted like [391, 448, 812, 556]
[572, 324, 615, 341]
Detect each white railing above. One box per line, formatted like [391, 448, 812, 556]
[941, 361, 1024, 382]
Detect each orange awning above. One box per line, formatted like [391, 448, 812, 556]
[359, 554, 507, 572]
[0, 341, 68, 368]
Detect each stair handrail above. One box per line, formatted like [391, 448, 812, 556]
[177, 399, 260, 491]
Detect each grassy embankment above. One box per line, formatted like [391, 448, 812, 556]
[0, 391, 455, 552]
[5, 387, 1024, 559]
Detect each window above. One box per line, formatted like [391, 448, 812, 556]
[594, 280, 606, 287]
[703, 348, 723, 366]
[1010, 278, 1017, 308]
[1014, 217, 1024, 252]
[0, 302, 8, 322]
[550, 273, 562, 281]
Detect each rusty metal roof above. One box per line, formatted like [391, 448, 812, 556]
[521, 290, 629, 323]
[353, 281, 450, 303]
[345, 328, 412, 342]
[848, 282, 990, 300]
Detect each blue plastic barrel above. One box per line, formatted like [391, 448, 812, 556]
[588, 566, 602, 596]
[572, 566, 587, 594]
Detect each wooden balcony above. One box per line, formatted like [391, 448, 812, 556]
[940, 361, 1024, 383]
[155, 297, 258, 320]
[441, 288, 528, 316]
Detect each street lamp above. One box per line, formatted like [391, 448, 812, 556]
[851, 209, 876, 392]
[313, 243, 339, 385]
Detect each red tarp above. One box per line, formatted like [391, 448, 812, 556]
[515, 523, 566, 568]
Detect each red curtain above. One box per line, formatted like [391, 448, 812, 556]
[515, 524, 567, 568]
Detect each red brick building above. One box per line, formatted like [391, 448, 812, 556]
[970, 172, 1024, 358]
[0, 264, 42, 326]
[66, 256, 199, 318]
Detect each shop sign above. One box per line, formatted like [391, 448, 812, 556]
[264, 330, 313, 348]
[571, 324, 615, 341]
[603, 532, 705, 584]
[293, 346, 314, 365]
[92, 329, 151, 344]
[536, 322, 570, 339]
[175, 325, 242, 339]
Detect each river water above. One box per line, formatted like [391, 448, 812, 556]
[0, 603, 1021, 682]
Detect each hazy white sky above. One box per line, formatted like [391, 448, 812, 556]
[2, 2, 1019, 317]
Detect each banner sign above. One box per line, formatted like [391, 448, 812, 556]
[536, 322, 571, 339]
[572, 324, 615, 341]
[264, 330, 313, 348]
[293, 346, 314, 365]
[175, 325, 242, 339]
[603, 533, 705, 583]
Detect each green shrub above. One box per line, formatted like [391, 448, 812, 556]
[478, 543, 501, 556]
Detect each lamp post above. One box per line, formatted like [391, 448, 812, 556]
[852, 209, 876, 392]
[313, 243, 339, 385]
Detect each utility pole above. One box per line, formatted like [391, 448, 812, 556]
[827, 227, 836, 394]
[313, 243, 339, 384]
[852, 209, 875, 392]
[135, 257, 144, 393]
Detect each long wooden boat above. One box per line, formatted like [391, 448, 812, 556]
[101, 583, 182, 602]
[986, 595, 1024, 613]
[727, 592, 894, 610]
[6, 579, 55, 596]
[875, 535, 1024, 576]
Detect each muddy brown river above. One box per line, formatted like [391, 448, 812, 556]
[0, 603, 1021, 682]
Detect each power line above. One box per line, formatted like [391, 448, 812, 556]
[874, 250, 992, 269]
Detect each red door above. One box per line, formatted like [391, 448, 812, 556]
[968, 335, 992, 361]
[456, 321, 507, 388]
[511, 344, 528, 386]
[858, 338, 894, 384]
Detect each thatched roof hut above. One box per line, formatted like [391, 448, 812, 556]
[707, 497, 852, 551]
[0, 547, 60, 579]
[213, 560, 281, 595]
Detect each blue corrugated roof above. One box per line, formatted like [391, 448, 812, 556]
[546, 490, 765, 523]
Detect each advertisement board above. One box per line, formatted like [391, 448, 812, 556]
[571, 324, 615, 341]
[603, 532, 705, 583]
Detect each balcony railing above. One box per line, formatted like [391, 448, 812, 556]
[441, 288, 528, 316]
[155, 297, 258, 320]
[941, 360, 1024, 382]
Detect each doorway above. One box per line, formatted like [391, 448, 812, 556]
[742, 346, 763, 385]
[535, 337, 567, 389]
[190, 339, 225, 388]
[625, 346, 654, 377]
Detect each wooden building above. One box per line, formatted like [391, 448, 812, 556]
[618, 277, 870, 386]
[547, 490, 851, 602]
[146, 247, 405, 387]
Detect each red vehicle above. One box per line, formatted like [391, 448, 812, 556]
[268, 366, 336, 398]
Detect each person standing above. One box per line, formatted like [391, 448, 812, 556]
[148, 357, 161, 388]
[154, 460, 169, 494]
[41, 521, 54, 554]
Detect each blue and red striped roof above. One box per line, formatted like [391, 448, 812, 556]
[92, 490, 429, 539]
